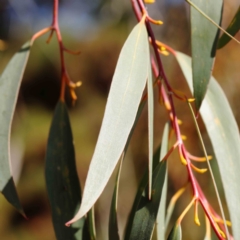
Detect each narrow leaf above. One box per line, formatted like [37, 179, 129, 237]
[175, 52, 240, 239]
[45, 101, 83, 240]
[66, 19, 150, 224]
[124, 147, 161, 239]
[190, 0, 222, 110]
[108, 156, 123, 240]
[124, 150, 167, 239]
[147, 61, 154, 199]
[167, 223, 182, 240]
[156, 123, 169, 240]
[0, 41, 32, 215]
[218, 7, 240, 49]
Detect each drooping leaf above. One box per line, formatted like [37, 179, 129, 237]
[124, 146, 160, 239]
[124, 149, 167, 239]
[0, 41, 32, 215]
[167, 223, 182, 240]
[218, 7, 240, 49]
[66, 19, 150, 225]
[147, 61, 154, 199]
[175, 52, 240, 239]
[108, 156, 123, 240]
[45, 101, 83, 240]
[156, 123, 169, 240]
[190, 0, 222, 110]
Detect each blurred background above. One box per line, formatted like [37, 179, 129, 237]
[0, 0, 239, 239]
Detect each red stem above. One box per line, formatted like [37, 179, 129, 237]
[132, 1, 230, 239]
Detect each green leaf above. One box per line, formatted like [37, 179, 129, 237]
[45, 101, 83, 240]
[124, 145, 167, 239]
[167, 223, 182, 240]
[67, 19, 150, 224]
[190, 0, 222, 110]
[0, 41, 32, 215]
[156, 123, 169, 240]
[175, 52, 240, 239]
[147, 61, 154, 199]
[218, 7, 240, 49]
[108, 157, 123, 240]
[124, 147, 160, 239]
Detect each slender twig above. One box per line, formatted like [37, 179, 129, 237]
[131, 1, 232, 239]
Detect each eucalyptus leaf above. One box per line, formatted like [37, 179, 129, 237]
[156, 123, 169, 240]
[147, 61, 154, 199]
[124, 147, 160, 239]
[0, 41, 32, 215]
[190, 0, 222, 111]
[175, 52, 240, 239]
[66, 19, 150, 224]
[218, 7, 240, 49]
[45, 101, 83, 240]
[124, 145, 167, 240]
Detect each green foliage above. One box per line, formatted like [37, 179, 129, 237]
[0, 41, 31, 215]
[190, 0, 222, 110]
[45, 101, 83, 239]
[0, 0, 239, 240]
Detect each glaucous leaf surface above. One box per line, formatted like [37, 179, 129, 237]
[147, 62, 154, 199]
[156, 123, 169, 240]
[0, 41, 32, 215]
[176, 52, 240, 239]
[66, 19, 150, 224]
[190, 0, 222, 110]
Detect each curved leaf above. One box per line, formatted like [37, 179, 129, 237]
[190, 0, 222, 110]
[218, 7, 240, 49]
[45, 101, 83, 239]
[167, 223, 182, 240]
[175, 52, 240, 239]
[124, 147, 160, 239]
[147, 62, 154, 199]
[0, 41, 32, 215]
[156, 123, 169, 240]
[66, 19, 150, 225]
[124, 147, 167, 240]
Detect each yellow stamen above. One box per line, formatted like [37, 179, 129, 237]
[181, 135, 187, 140]
[191, 164, 208, 173]
[188, 98, 195, 102]
[144, 0, 155, 3]
[180, 153, 187, 165]
[177, 119, 183, 125]
[215, 223, 226, 238]
[191, 163, 208, 174]
[213, 216, 232, 227]
[159, 50, 169, 56]
[194, 200, 200, 226]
